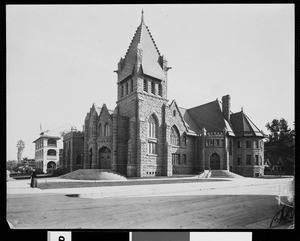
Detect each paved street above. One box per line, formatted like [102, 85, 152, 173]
[6, 176, 293, 229]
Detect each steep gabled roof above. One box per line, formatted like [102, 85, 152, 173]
[118, 12, 165, 82]
[187, 100, 234, 134]
[178, 107, 200, 135]
[230, 111, 264, 137]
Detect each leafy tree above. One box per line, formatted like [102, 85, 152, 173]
[265, 118, 295, 174]
[16, 140, 25, 162]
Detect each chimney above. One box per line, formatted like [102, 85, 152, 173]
[222, 95, 231, 122]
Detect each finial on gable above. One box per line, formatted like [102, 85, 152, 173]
[141, 9, 144, 24]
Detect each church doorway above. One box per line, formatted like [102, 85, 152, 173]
[210, 153, 220, 170]
[99, 147, 111, 169]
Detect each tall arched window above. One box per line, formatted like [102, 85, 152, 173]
[143, 79, 148, 92]
[158, 83, 162, 96]
[170, 125, 180, 146]
[148, 115, 157, 138]
[98, 124, 102, 137]
[130, 79, 134, 93]
[151, 82, 155, 94]
[104, 123, 109, 136]
[148, 115, 158, 154]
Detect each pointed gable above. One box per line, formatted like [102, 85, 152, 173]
[118, 13, 165, 82]
[230, 111, 264, 137]
[187, 100, 234, 134]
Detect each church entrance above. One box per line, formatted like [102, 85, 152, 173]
[210, 153, 220, 170]
[99, 147, 111, 169]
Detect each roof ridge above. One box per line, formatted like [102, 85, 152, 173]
[188, 99, 218, 111]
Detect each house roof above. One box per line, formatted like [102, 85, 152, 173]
[118, 13, 165, 82]
[33, 134, 60, 143]
[187, 100, 234, 135]
[178, 107, 200, 135]
[230, 111, 264, 137]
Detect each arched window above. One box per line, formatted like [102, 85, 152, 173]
[158, 83, 162, 96]
[131, 79, 134, 93]
[143, 79, 148, 92]
[151, 82, 155, 94]
[47, 149, 56, 156]
[125, 82, 129, 95]
[170, 125, 180, 146]
[148, 115, 157, 138]
[104, 123, 109, 136]
[98, 124, 102, 137]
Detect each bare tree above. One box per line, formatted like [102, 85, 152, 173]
[16, 140, 25, 163]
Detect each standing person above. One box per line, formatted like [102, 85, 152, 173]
[30, 169, 37, 188]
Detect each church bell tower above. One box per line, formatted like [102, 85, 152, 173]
[114, 11, 171, 177]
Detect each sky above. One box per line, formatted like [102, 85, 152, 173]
[6, 4, 294, 160]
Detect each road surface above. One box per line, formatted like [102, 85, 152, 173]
[6, 176, 293, 229]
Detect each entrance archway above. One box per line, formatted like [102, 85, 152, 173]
[99, 147, 111, 169]
[47, 161, 56, 173]
[210, 153, 220, 170]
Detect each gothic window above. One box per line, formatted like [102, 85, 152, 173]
[104, 123, 109, 136]
[131, 79, 134, 93]
[47, 149, 56, 156]
[158, 83, 162, 96]
[170, 125, 180, 146]
[143, 79, 148, 92]
[126, 82, 129, 95]
[229, 140, 233, 156]
[99, 124, 102, 137]
[173, 110, 176, 116]
[148, 115, 158, 154]
[148, 115, 157, 138]
[151, 82, 155, 94]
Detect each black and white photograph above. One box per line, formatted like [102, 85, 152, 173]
[6, 4, 294, 230]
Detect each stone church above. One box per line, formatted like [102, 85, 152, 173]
[78, 12, 265, 177]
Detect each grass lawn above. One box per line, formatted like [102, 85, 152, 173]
[37, 178, 229, 189]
